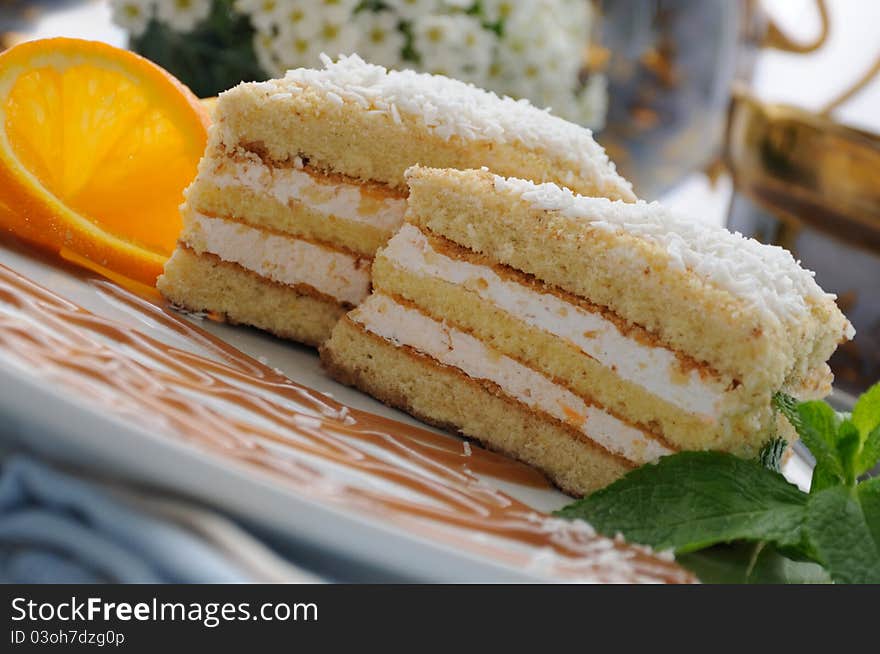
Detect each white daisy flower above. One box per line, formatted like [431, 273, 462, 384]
[235, 0, 280, 32]
[412, 13, 494, 84]
[480, 0, 515, 24]
[514, 5, 561, 50]
[271, 30, 325, 70]
[495, 8, 530, 57]
[536, 36, 582, 85]
[353, 10, 406, 70]
[500, 54, 544, 100]
[110, 0, 156, 38]
[383, 0, 439, 22]
[274, 2, 323, 40]
[411, 14, 463, 75]
[315, 0, 359, 24]
[311, 19, 360, 59]
[560, 0, 592, 43]
[440, 0, 473, 11]
[494, 6, 565, 81]
[485, 54, 506, 88]
[234, 0, 281, 14]
[155, 0, 212, 33]
[457, 17, 495, 85]
[460, 17, 495, 51]
[253, 30, 285, 78]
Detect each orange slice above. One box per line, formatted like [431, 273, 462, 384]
[0, 38, 210, 285]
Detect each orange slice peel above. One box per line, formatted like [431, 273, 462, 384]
[0, 38, 210, 285]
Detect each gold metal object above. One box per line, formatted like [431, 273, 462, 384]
[725, 87, 880, 252]
[762, 0, 830, 54]
[821, 52, 880, 116]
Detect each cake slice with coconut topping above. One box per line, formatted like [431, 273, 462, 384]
[321, 166, 853, 495]
[159, 54, 632, 346]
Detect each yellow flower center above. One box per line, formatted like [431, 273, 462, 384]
[426, 27, 444, 43]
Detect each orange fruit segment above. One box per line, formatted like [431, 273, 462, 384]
[0, 38, 210, 285]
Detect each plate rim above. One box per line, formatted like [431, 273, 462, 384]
[0, 360, 573, 583]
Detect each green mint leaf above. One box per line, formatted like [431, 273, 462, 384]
[795, 401, 846, 491]
[804, 484, 880, 584]
[858, 476, 880, 558]
[677, 542, 830, 584]
[852, 382, 880, 441]
[773, 393, 843, 490]
[758, 437, 787, 472]
[810, 462, 844, 495]
[554, 451, 807, 553]
[858, 425, 880, 477]
[794, 400, 841, 454]
[836, 420, 861, 486]
[852, 382, 880, 475]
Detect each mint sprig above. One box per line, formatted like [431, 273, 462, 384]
[555, 382, 880, 584]
[555, 452, 808, 553]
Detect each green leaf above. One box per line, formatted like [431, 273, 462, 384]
[852, 382, 880, 440]
[677, 542, 830, 584]
[795, 400, 841, 454]
[858, 476, 880, 559]
[836, 420, 861, 485]
[810, 462, 844, 494]
[772, 393, 845, 491]
[858, 425, 880, 477]
[796, 401, 846, 491]
[804, 485, 880, 584]
[554, 451, 807, 553]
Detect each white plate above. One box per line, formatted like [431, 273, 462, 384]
[0, 240, 806, 583]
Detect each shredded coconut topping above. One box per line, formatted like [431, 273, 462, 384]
[493, 175, 835, 325]
[253, 54, 629, 194]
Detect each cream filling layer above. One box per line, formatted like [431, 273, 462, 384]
[203, 153, 407, 232]
[381, 225, 731, 420]
[351, 293, 672, 465]
[182, 212, 371, 305]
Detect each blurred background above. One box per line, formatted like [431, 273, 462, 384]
[0, 0, 877, 582]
